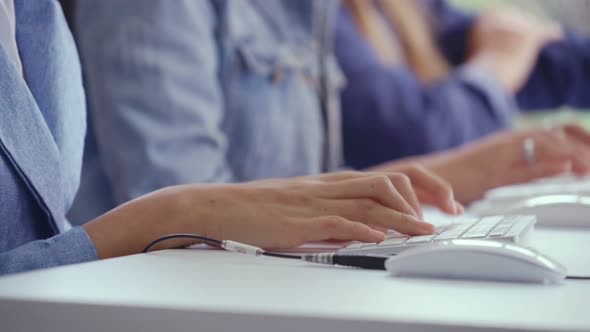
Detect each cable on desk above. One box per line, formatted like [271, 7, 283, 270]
[566, 276, 590, 280]
[142, 234, 590, 277]
[143, 234, 222, 253]
[262, 252, 301, 260]
[142, 233, 387, 270]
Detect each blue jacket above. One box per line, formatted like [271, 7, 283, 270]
[69, 0, 345, 224]
[0, 0, 96, 275]
[336, 0, 590, 169]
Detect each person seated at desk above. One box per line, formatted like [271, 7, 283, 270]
[336, 0, 590, 170]
[66, 0, 590, 220]
[0, 0, 463, 276]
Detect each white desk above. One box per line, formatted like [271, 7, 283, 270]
[0, 228, 589, 332]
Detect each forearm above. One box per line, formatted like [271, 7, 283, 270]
[83, 186, 209, 259]
[371, 136, 495, 204]
[341, 65, 514, 168]
[467, 52, 525, 93]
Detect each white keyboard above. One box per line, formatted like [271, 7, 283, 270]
[468, 174, 590, 217]
[484, 174, 590, 202]
[337, 215, 536, 256]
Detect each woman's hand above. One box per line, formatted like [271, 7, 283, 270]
[468, 8, 563, 92]
[369, 163, 464, 215]
[427, 125, 590, 204]
[84, 171, 445, 258]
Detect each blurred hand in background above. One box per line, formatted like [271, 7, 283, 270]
[468, 8, 563, 92]
[374, 125, 590, 204]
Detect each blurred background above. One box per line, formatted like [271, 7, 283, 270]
[452, 0, 590, 130]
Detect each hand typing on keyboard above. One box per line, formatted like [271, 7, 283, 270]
[338, 215, 536, 255]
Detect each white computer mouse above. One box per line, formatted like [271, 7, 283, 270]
[385, 239, 567, 284]
[472, 194, 590, 227]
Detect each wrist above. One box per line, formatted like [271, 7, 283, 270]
[83, 185, 210, 259]
[468, 52, 520, 93]
[425, 148, 480, 204]
[165, 185, 216, 239]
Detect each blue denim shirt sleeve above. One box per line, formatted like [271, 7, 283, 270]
[336, 6, 514, 168]
[75, 0, 232, 204]
[0, 0, 98, 276]
[0, 227, 97, 275]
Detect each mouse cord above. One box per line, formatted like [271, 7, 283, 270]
[142, 233, 388, 270]
[566, 276, 590, 280]
[143, 234, 590, 278]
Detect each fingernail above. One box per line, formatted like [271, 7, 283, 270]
[448, 197, 457, 214]
[455, 202, 465, 215]
[453, 201, 463, 215]
[369, 229, 386, 241]
[416, 206, 424, 219]
[417, 221, 435, 233]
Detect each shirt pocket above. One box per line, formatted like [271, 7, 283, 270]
[223, 40, 324, 180]
[233, 40, 317, 87]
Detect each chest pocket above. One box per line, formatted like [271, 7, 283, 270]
[222, 39, 325, 180]
[234, 40, 319, 88]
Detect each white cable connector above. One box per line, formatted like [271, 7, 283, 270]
[221, 240, 264, 256]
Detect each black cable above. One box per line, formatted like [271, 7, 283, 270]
[144, 234, 301, 260]
[143, 234, 590, 277]
[566, 276, 590, 280]
[142, 234, 387, 269]
[332, 255, 388, 270]
[262, 252, 302, 260]
[300, 252, 388, 270]
[142, 234, 222, 253]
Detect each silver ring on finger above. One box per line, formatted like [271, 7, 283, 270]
[523, 137, 536, 167]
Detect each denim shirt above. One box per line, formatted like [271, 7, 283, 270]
[69, 0, 345, 224]
[0, 0, 97, 275]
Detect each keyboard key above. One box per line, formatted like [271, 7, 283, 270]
[476, 216, 504, 228]
[456, 221, 476, 229]
[335, 215, 536, 256]
[378, 237, 409, 246]
[343, 242, 363, 250]
[506, 220, 532, 238]
[440, 222, 476, 233]
[500, 215, 521, 223]
[497, 216, 520, 227]
[487, 216, 521, 237]
[434, 232, 461, 240]
[384, 232, 408, 239]
[434, 218, 478, 233]
[405, 235, 435, 244]
[459, 216, 503, 239]
[360, 242, 378, 249]
[488, 226, 511, 238]
[453, 218, 480, 224]
[434, 223, 473, 240]
[461, 227, 492, 238]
